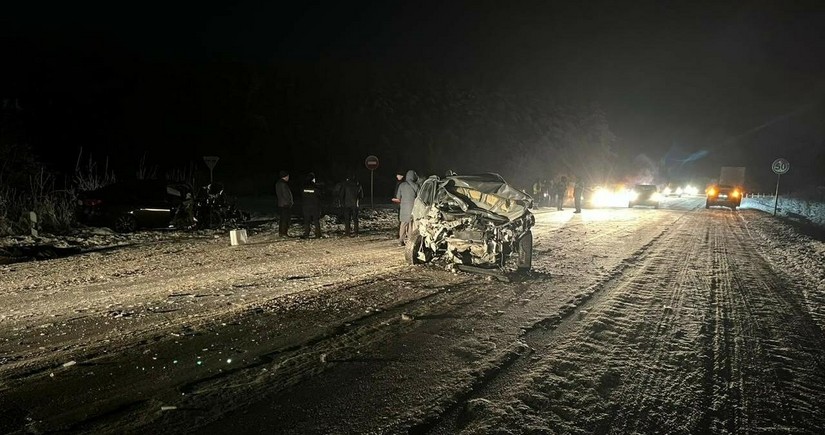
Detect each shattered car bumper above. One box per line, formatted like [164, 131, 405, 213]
[406, 173, 535, 271]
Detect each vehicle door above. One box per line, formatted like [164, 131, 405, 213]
[133, 182, 176, 228]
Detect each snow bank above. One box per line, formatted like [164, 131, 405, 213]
[743, 196, 825, 228]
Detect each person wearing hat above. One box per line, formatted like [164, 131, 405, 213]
[301, 172, 322, 239]
[275, 170, 293, 237]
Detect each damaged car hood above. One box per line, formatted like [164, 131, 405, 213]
[423, 174, 533, 222]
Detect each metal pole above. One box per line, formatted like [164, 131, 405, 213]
[773, 173, 781, 216]
[209, 168, 214, 184]
[370, 170, 374, 208]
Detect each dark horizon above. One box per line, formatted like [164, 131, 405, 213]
[2, 0, 824, 194]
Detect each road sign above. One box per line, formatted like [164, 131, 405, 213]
[771, 158, 790, 215]
[365, 155, 379, 171]
[203, 156, 220, 183]
[203, 156, 220, 170]
[364, 155, 379, 207]
[771, 158, 790, 175]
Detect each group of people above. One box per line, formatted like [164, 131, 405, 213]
[275, 170, 364, 239]
[274, 167, 584, 244]
[532, 175, 586, 213]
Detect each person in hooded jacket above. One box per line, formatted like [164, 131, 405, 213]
[396, 169, 420, 246]
[275, 170, 293, 237]
[334, 172, 364, 236]
[301, 172, 322, 238]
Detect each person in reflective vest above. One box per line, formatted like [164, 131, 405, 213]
[301, 172, 321, 239]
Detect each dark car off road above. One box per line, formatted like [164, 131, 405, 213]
[77, 180, 193, 232]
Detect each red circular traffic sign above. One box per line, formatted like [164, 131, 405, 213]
[365, 155, 379, 171]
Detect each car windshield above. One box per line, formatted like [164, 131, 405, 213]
[635, 185, 657, 191]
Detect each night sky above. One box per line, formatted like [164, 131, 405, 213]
[2, 1, 824, 194]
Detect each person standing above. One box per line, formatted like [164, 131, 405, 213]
[336, 172, 364, 236]
[532, 178, 543, 209]
[396, 169, 420, 246]
[301, 172, 322, 239]
[391, 169, 405, 239]
[556, 176, 568, 211]
[573, 176, 584, 213]
[275, 170, 293, 237]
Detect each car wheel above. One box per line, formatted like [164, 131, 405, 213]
[705, 202, 710, 209]
[654, 203, 659, 209]
[517, 230, 533, 271]
[730, 205, 737, 211]
[404, 228, 429, 265]
[628, 202, 633, 208]
[208, 209, 225, 229]
[114, 214, 137, 233]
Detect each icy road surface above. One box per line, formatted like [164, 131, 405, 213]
[1, 197, 824, 434]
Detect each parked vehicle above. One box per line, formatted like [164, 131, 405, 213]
[405, 173, 535, 271]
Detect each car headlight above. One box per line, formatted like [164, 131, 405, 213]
[651, 192, 662, 201]
[662, 187, 672, 195]
[675, 187, 683, 195]
[707, 188, 716, 196]
[629, 191, 639, 201]
[731, 190, 740, 198]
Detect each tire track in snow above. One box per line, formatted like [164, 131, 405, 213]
[699, 211, 825, 433]
[416, 217, 681, 434]
[423, 206, 825, 434]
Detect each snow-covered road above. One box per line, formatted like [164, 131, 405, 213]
[1, 197, 823, 433]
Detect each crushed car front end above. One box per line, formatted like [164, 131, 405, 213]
[406, 174, 535, 271]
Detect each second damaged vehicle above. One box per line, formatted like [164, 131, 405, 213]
[405, 173, 535, 275]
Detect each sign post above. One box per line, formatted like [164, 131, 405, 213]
[364, 155, 380, 208]
[771, 158, 790, 216]
[203, 156, 220, 184]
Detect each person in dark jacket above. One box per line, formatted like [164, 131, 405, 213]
[334, 173, 364, 236]
[275, 170, 293, 237]
[396, 169, 420, 246]
[573, 176, 585, 213]
[555, 176, 568, 211]
[301, 172, 322, 238]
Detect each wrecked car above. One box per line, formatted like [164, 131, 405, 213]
[405, 173, 535, 272]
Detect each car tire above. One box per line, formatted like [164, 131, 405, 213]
[628, 202, 633, 208]
[705, 202, 710, 209]
[208, 209, 225, 229]
[404, 228, 429, 265]
[730, 205, 737, 211]
[654, 203, 659, 209]
[114, 214, 137, 233]
[517, 230, 533, 271]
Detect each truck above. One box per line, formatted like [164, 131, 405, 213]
[706, 166, 745, 210]
[719, 166, 746, 187]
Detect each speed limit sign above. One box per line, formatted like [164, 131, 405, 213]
[771, 158, 790, 175]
